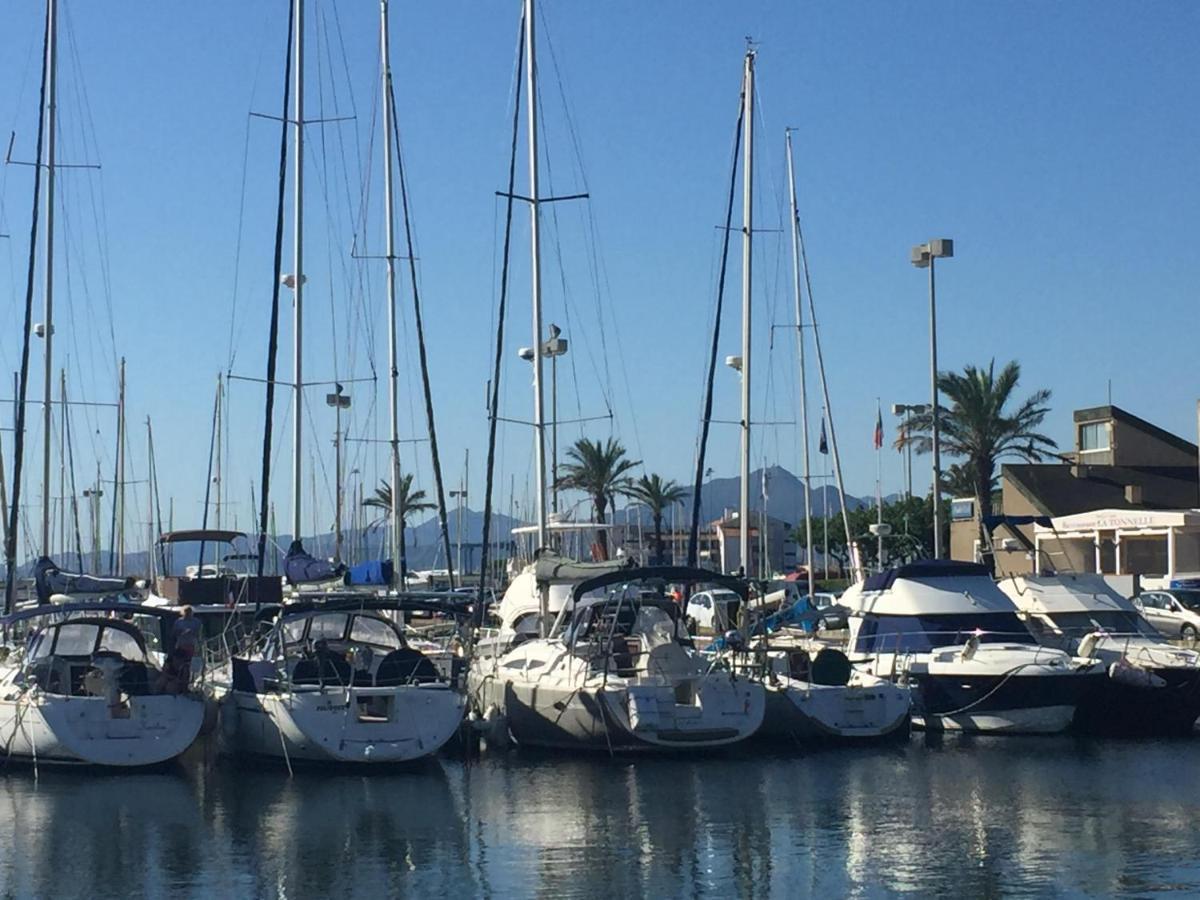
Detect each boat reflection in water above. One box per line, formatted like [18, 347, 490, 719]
[2, 741, 1200, 896]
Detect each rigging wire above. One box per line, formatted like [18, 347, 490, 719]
[254, 0, 295, 584]
[687, 82, 745, 569]
[477, 9, 526, 626]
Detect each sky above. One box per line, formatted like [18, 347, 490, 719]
[0, 1, 1197, 557]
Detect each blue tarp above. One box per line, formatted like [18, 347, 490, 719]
[34, 556, 133, 604]
[347, 559, 394, 586]
[284, 541, 347, 585]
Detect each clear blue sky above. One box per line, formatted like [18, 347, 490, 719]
[0, 1, 1197, 553]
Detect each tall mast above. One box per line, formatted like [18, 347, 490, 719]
[738, 48, 754, 579]
[40, 0, 58, 559]
[214, 373, 222, 531]
[289, 0, 305, 544]
[785, 130, 814, 603]
[379, 0, 403, 586]
[524, 0, 548, 554]
[146, 416, 154, 581]
[115, 356, 125, 574]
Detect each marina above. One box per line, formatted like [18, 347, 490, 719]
[0, 0, 1197, 896]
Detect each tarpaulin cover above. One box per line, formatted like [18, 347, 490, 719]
[284, 541, 347, 585]
[34, 556, 133, 604]
[347, 559, 394, 586]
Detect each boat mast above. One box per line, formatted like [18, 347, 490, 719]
[39, 0, 58, 560]
[785, 130, 814, 604]
[738, 48, 754, 580]
[289, 0, 305, 546]
[115, 355, 125, 574]
[524, 0, 548, 555]
[379, 0, 403, 587]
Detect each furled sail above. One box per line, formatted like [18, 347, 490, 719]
[283, 541, 347, 585]
[34, 556, 134, 604]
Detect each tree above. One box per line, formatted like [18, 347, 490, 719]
[626, 474, 688, 565]
[899, 359, 1055, 538]
[362, 474, 435, 570]
[553, 437, 641, 560]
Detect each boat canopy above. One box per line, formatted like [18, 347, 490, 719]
[570, 565, 747, 605]
[158, 529, 246, 545]
[34, 556, 134, 605]
[862, 560, 991, 592]
[533, 553, 636, 586]
[844, 561, 1019, 617]
[999, 574, 1135, 616]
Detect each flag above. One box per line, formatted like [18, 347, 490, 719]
[873, 406, 883, 450]
[818, 418, 828, 455]
[896, 420, 906, 453]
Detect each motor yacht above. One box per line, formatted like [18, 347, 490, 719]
[838, 561, 1104, 734]
[999, 573, 1200, 735]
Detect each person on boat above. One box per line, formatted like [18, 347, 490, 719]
[171, 606, 203, 688]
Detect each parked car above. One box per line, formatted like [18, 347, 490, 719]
[686, 589, 742, 633]
[1133, 589, 1200, 641]
[809, 591, 849, 631]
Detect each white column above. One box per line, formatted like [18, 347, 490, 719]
[1167, 527, 1177, 580]
[1093, 530, 1102, 573]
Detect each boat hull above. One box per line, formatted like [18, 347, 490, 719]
[0, 693, 204, 767]
[472, 674, 765, 752]
[1072, 667, 1200, 736]
[911, 671, 1101, 735]
[759, 678, 911, 742]
[220, 684, 465, 765]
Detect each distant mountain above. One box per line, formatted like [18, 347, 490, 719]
[685, 465, 868, 526]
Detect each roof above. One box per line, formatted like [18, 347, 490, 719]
[1074, 405, 1199, 457]
[1004, 463, 1199, 517]
[570, 565, 747, 605]
[159, 529, 246, 545]
[841, 565, 1019, 617]
[998, 574, 1134, 616]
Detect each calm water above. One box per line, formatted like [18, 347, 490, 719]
[1, 736, 1199, 898]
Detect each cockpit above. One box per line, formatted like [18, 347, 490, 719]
[24, 618, 158, 697]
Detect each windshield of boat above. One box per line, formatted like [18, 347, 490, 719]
[1170, 590, 1200, 611]
[855, 613, 1035, 653]
[1043, 610, 1157, 637]
[49, 622, 101, 656]
[348, 615, 403, 650]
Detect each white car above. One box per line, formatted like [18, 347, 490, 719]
[686, 589, 742, 633]
[1133, 589, 1200, 641]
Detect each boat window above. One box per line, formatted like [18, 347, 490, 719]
[855, 613, 1036, 653]
[349, 615, 402, 649]
[282, 619, 308, 646]
[308, 613, 349, 643]
[26, 632, 48, 660]
[1048, 610, 1157, 636]
[632, 607, 680, 646]
[98, 627, 144, 659]
[130, 614, 164, 652]
[53, 623, 100, 656]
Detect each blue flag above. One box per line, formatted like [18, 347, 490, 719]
[818, 417, 828, 455]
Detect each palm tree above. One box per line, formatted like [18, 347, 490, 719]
[626, 474, 688, 565]
[553, 437, 641, 559]
[899, 359, 1056, 532]
[361, 474, 436, 571]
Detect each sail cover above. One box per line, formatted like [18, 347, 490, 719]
[284, 541, 347, 585]
[347, 559, 394, 586]
[34, 556, 134, 604]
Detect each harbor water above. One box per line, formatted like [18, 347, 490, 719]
[2, 735, 1199, 898]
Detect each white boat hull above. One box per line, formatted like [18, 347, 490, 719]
[0, 692, 204, 767]
[761, 676, 911, 741]
[220, 684, 466, 764]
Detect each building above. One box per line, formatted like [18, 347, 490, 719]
[950, 404, 1199, 576]
[711, 511, 798, 577]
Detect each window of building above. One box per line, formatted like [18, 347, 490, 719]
[1079, 421, 1110, 452]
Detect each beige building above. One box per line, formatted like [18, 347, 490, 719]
[950, 405, 1199, 575]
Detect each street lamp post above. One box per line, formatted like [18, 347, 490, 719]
[910, 238, 953, 559]
[325, 383, 351, 563]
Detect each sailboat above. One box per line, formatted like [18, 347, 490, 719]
[717, 52, 910, 742]
[469, 3, 765, 752]
[214, 0, 465, 766]
[0, 0, 205, 767]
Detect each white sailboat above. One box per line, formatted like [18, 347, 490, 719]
[0, 0, 205, 767]
[215, 0, 465, 766]
[721, 53, 910, 742]
[468, 2, 765, 751]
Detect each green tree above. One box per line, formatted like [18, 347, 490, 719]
[626, 474, 688, 565]
[900, 359, 1055, 538]
[553, 437, 641, 559]
[362, 474, 436, 567]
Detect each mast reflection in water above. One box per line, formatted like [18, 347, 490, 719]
[1, 739, 1200, 897]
